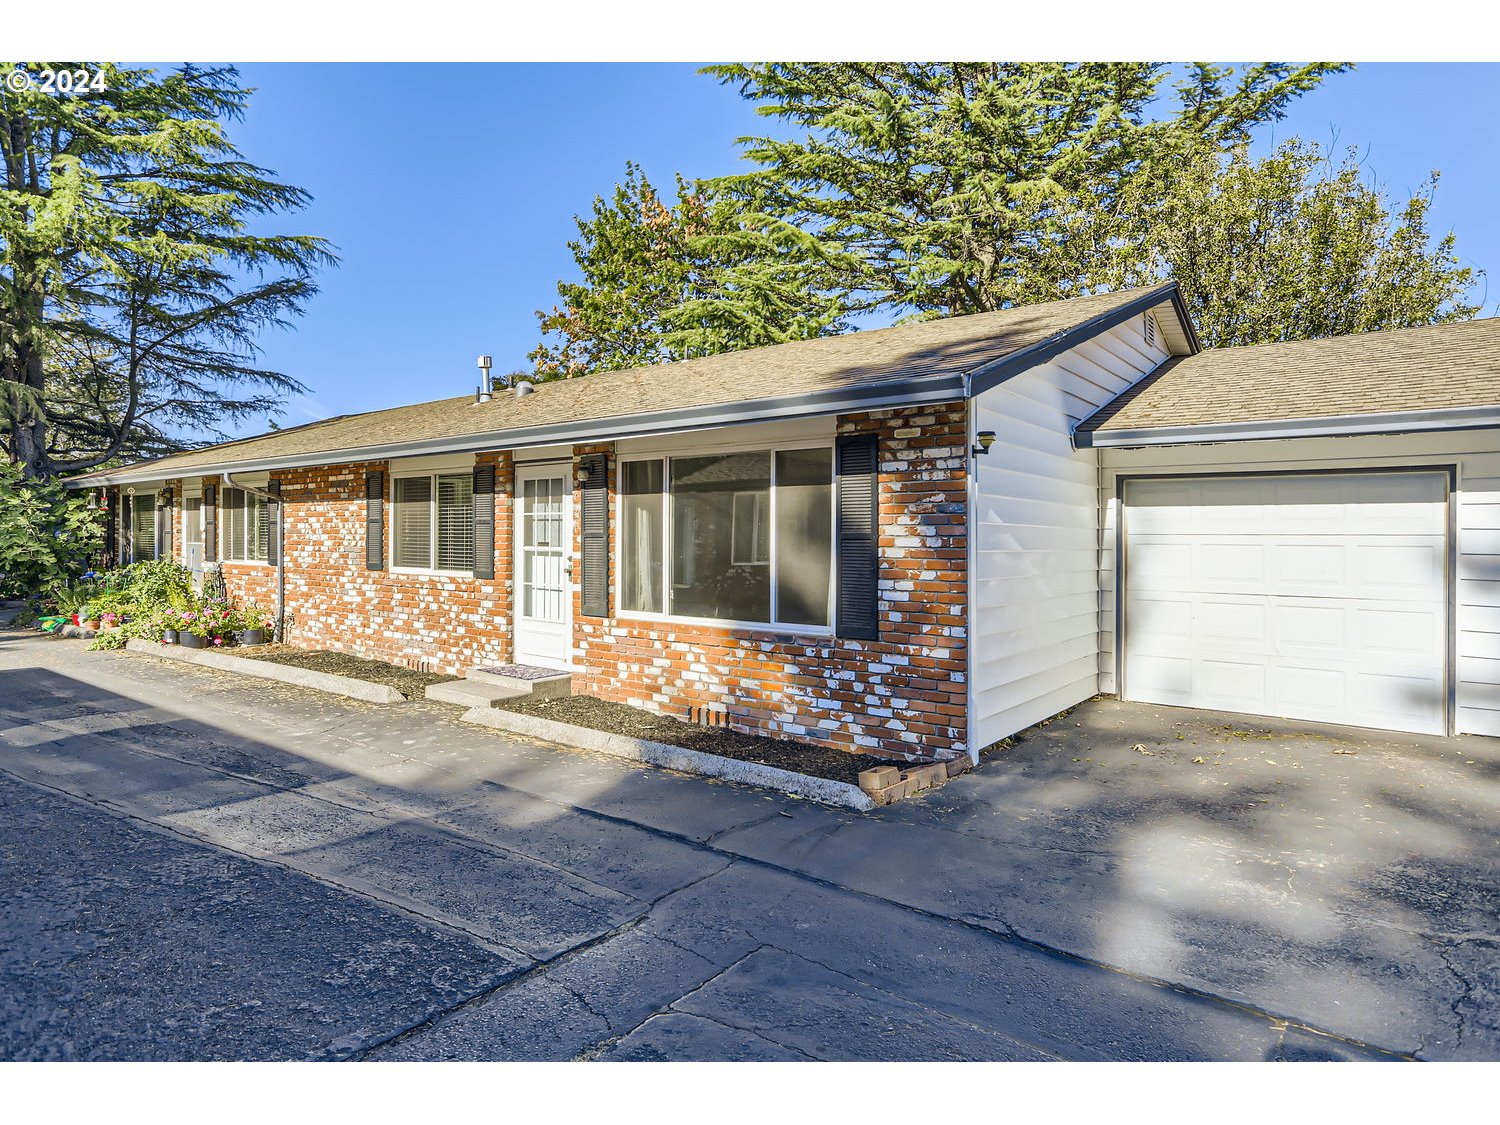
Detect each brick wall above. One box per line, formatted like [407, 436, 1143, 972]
[186, 454, 515, 676]
[154, 402, 970, 761]
[572, 403, 970, 762]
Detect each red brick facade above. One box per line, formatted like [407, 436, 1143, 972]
[155, 402, 971, 760]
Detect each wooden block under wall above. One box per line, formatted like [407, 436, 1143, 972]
[944, 757, 972, 779]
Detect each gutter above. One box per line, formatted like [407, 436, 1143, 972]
[1075, 402, 1500, 448]
[222, 471, 286, 644]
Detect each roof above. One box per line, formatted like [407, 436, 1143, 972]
[70, 284, 1186, 486]
[1078, 316, 1500, 445]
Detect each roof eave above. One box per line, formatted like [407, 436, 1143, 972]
[966, 281, 1198, 398]
[65, 374, 968, 488]
[1075, 403, 1500, 448]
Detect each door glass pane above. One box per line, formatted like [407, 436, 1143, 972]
[670, 451, 771, 622]
[436, 473, 474, 571]
[393, 476, 433, 568]
[522, 476, 566, 622]
[621, 460, 663, 613]
[774, 448, 833, 626]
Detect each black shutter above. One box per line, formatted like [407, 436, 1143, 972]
[580, 454, 609, 618]
[472, 464, 496, 579]
[203, 485, 217, 563]
[264, 480, 281, 567]
[835, 432, 880, 640]
[365, 470, 385, 570]
[156, 491, 172, 560]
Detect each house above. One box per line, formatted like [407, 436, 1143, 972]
[68, 282, 1500, 761]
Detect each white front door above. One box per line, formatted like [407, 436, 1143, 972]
[1122, 471, 1450, 735]
[513, 464, 573, 669]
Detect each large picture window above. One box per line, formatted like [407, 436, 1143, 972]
[222, 487, 268, 562]
[620, 446, 833, 628]
[393, 472, 474, 572]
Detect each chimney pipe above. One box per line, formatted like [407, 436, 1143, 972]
[476, 355, 494, 403]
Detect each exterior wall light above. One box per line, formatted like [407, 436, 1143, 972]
[972, 430, 997, 456]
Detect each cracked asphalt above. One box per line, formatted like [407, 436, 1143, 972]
[1, 628, 1494, 1060]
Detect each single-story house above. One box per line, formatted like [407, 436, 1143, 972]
[68, 281, 1500, 760]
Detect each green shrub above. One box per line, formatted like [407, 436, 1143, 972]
[0, 462, 105, 598]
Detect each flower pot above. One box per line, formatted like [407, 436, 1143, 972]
[236, 629, 268, 646]
[161, 629, 179, 644]
[82, 620, 100, 631]
[179, 632, 207, 650]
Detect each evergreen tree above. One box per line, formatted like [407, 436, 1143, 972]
[0, 62, 334, 478]
[530, 163, 846, 378]
[703, 62, 1350, 318]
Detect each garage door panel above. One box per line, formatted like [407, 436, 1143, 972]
[1123, 472, 1449, 736]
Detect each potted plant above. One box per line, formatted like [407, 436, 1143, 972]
[159, 608, 182, 644]
[178, 610, 208, 649]
[235, 603, 271, 646]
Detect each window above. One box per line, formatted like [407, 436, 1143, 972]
[130, 494, 157, 561]
[182, 495, 202, 564]
[222, 487, 268, 562]
[621, 446, 833, 628]
[393, 472, 474, 572]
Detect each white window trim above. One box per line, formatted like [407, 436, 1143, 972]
[616, 439, 837, 636]
[218, 486, 271, 566]
[388, 468, 476, 576]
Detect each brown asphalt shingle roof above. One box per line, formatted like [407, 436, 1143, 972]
[1079, 316, 1500, 434]
[74, 286, 1172, 484]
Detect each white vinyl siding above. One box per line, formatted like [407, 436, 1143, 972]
[970, 313, 1170, 751]
[393, 472, 473, 572]
[1100, 428, 1500, 737]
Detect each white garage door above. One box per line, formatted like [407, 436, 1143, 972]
[1122, 471, 1449, 735]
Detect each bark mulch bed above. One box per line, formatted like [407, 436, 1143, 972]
[497, 693, 898, 785]
[229, 644, 455, 700]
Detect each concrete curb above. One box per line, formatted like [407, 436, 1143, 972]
[460, 705, 877, 812]
[125, 639, 405, 704]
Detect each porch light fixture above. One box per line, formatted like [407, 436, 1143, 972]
[577, 463, 592, 482]
[972, 430, 997, 456]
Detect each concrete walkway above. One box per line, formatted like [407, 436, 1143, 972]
[1, 629, 1492, 1060]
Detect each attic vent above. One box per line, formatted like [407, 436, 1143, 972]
[689, 703, 729, 728]
[1143, 314, 1158, 348]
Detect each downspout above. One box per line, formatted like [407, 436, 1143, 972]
[962, 370, 979, 765]
[222, 471, 286, 643]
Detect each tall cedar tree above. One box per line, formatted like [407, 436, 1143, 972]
[0, 62, 334, 478]
[530, 163, 846, 378]
[703, 62, 1355, 318]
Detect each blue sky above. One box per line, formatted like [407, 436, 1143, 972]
[222, 62, 1500, 434]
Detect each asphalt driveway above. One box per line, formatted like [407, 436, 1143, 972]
[1, 627, 1494, 1060]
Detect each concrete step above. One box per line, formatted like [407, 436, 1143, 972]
[466, 665, 573, 700]
[425, 678, 530, 709]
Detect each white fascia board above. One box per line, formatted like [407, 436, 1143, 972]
[1076, 403, 1500, 448]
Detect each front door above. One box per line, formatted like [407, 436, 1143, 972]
[513, 464, 573, 669]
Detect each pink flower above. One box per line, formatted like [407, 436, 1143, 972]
[212, 637, 224, 646]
